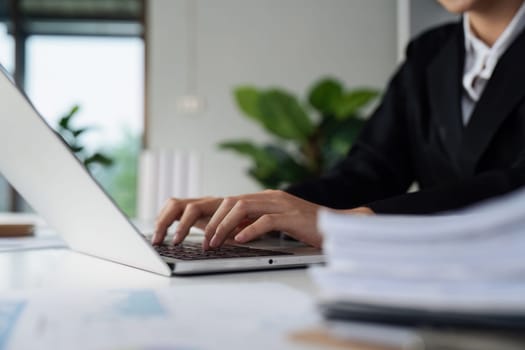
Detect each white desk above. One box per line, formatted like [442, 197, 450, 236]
[3, 229, 522, 350]
[0, 215, 317, 294]
[0, 225, 327, 350]
[0, 247, 318, 293]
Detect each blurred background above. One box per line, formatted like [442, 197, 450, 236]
[0, 0, 454, 219]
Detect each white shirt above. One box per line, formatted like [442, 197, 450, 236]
[462, 1, 525, 125]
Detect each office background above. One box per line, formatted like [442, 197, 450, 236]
[0, 0, 454, 216]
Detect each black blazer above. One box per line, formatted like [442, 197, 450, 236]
[287, 22, 525, 214]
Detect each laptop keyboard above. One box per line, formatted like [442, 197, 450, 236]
[154, 241, 292, 260]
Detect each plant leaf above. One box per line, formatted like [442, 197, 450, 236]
[84, 153, 113, 168]
[308, 78, 343, 115]
[70, 145, 84, 153]
[321, 117, 366, 170]
[58, 116, 72, 129]
[219, 141, 278, 179]
[258, 89, 314, 141]
[234, 86, 262, 121]
[333, 89, 379, 120]
[72, 127, 91, 137]
[219, 141, 313, 189]
[263, 145, 313, 185]
[67, 105, 80, 117]
[58, 105, 80, 129]
[219, 142, 279, 188]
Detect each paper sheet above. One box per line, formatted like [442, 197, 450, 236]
[1, 282, 318, 350]
[0, 235, 66, 253]
[311, 266, 525, 312]
[314, 186, 525, 315]
[318, 186, 525, 242]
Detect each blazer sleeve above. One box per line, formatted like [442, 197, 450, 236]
[367, 161, 525, 214]
[286, 63, 416, 209]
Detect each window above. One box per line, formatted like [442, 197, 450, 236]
[0, 0, 144, 217]
[0, 21, 14, 212]
[0, 22, 13, 71]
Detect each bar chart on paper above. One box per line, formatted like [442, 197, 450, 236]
[0, 301, 26, 350]
[5, 289, 187, 350]
[0, 283, 317, 350]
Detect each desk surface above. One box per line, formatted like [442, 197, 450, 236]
[4, 221, 520, 350]
[0, 213, 329, 349]
[0, 242, 327, 350]
[0, 247, 318, 293]
[0, 214, 318, 293]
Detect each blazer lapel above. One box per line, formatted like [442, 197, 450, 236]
[426, 23, 464, 170]
[460, 29, 525, 174]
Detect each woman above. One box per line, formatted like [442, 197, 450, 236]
[153, 0, 525, 250]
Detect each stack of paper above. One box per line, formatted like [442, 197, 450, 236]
[311, 187, 525, 326]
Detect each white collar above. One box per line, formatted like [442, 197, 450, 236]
[463, 2, 525, 71]
[461, 1, 525, 124]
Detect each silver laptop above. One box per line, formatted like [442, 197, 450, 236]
[0, 66, 323, 276]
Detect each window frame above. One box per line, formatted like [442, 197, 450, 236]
[1, 0, 147, 212]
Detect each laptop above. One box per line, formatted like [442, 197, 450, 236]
[0, 66, 323, 276]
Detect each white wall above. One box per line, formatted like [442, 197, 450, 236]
[409, 0, 457, 38]
[146, 0, 398, 197]
[397, 0, 457, 60]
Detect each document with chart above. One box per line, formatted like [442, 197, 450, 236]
[0, 283, 318, 350]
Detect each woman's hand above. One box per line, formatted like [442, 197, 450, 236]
[153, 190, 324, 249]
[152, 196, 224, 245]
[152, 190, 374, 249]
[335, 206, 375, 216]
[202, 190, 323, 249]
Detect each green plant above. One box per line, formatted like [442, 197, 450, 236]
[56, 105, 114, 171]
[219, 78, 379, 189]
[94, 129, 140, 217]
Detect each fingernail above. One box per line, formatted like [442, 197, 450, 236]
[234, 234, 245, 243]
[209, 237, 218, 248]
[172, 231, 181, 245]
[153, 232, 164, 245]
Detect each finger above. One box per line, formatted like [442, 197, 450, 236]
[234, 214, 283, 243]
[154, 197, 205, 243]
[208, 203, 243, 248]
[205, 190, 288, 236]
[239, 211, 322, 248]
[209, 199, 282, 248]
[173, 199, 221, 245]
[153, 198, 187, 244]
[202, 236, 210, 251]
[204, 197, 238, 243]
[205, 223, 249, 250]
[204, 194, 273, 242]
[239, 189, 286, 200]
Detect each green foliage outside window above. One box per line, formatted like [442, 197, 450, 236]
[56, 105, 113, 171]
[94, 130, 140, 218]
[55, 105, 139, 217]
